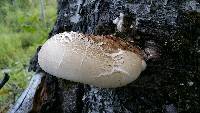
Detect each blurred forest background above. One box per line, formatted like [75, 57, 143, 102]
[0, 0, 57, 112]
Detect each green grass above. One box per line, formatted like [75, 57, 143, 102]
[0, 0, 57, 112]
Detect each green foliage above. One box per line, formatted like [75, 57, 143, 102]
[0, 0, 57, 112]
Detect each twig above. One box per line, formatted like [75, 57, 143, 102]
[0, 73, 10, 89]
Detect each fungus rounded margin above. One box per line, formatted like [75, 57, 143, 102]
[38, 31, 146, 88]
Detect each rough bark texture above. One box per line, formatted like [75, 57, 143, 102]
[28, 0, 199, 113]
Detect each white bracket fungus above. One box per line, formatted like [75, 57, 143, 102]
[38, 31, 146, 88]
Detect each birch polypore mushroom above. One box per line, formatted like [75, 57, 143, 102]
[38, 31, 146, 88]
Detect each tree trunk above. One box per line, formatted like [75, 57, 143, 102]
[11, 0, 200, 113]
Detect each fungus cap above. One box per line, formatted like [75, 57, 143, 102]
[38, 31, 146, 88]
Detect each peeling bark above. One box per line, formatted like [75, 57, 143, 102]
[8, 73, 44, 113]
